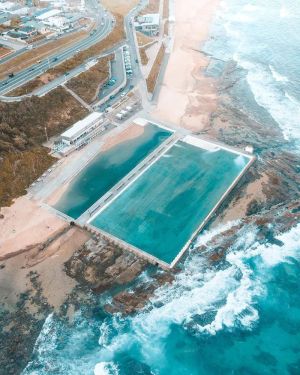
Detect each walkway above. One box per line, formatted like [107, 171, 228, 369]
[76, 132, 180, 225]
[62, 84, 93, 112]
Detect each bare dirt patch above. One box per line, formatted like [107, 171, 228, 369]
[140, 0, 160, 15]
[146, 43, 165, 93]
[66, 54, 113, 103]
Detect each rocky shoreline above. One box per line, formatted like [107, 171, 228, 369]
[1, 59, 299, 374]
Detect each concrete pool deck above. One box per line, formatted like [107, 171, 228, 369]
[86, 127, 255, 268]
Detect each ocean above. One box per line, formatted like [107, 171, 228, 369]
[22, 1, 300, 374]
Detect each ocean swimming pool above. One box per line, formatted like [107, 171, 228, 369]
[54, 124, 172, 219]
[90, 138, 253, 265]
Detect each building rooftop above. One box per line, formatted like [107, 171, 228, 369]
[24, 20, 45, 30]
[36, 8, 61, 20]
[61, 112, 102, 140]
[136, 13, 160, 26]
[19, 25, 36, 33]
[33, 7, 51, 17]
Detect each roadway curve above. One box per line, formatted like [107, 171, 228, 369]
[0, 0, 113, 98]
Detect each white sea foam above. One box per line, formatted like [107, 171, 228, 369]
[242, 4, 259, 13]
[195, 219, 240, 247]
[96, 227, 263, 368]
[280, 5, 290, 18]
[96, 222, 300, 370]
[285, 92, 300, 105]
[22, 314, 59, 374]
[254, 224, 300, 266]
[22, 223, 300, 374]
[269, 65, 289, 82]
[94, 362, 119, 375]
[234, 57, 300, 141]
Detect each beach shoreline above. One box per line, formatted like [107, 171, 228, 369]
[47, 123, 145, 207]
[153, 0, 220, 131]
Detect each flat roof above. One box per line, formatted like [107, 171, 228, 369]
[136, 13, 160, 26]
[36, 9, 61, 20]
[61, 112, 102, 140]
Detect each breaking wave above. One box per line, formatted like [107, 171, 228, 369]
[21, 220, 300, 375]
[269, 65, 289, 83]
[94, 362, 119, 375]
[93, 224, 300, 372]
[233, 57, 300, 140]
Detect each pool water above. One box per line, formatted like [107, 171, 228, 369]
[91, 141, 251, 264]
[54, 124, 171, 219]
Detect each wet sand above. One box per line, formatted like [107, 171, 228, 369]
[47, 124, 145, 206]
[101, 123, 145, 152]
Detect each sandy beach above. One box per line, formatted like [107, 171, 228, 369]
[47, 123, 145, 206]
[101, 123, 145, 152]
[0, 197, 68, 260]
[153, 0, 219, 131]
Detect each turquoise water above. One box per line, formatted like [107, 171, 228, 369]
[54, 124, 171, 219]
[91, 142, 250, 264]
[22, 1, 300, 374]
[22, 224, 300, 375]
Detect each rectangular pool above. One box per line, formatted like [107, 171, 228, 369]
[90, 139, 253, 265]
[54, 123, 172, 219]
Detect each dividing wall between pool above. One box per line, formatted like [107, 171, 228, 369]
[88, 134, 255, 269]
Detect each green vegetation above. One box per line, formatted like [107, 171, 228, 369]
[0, 88, 88, 207]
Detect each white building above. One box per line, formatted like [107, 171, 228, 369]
[60, 112, 104, 145]
[0, 1, 15, 11]
[36, 8, 61, 20]
[44, 15, 70, 30]
[134, 13, 160, 36]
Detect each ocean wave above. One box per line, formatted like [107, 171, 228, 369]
[96, 222, 300, 369]
[95, 227, 265, 369]
[195, 219, 240, 247]
[285, 91, 300, 105]
[94, 362, 119, 375]
[269, 65, 289, 83]
[242, 4, 259, 13]
[233, 57, 300, 140]
[21, 222, 300, 374]
[279, 5, 294, 18]
[254, 224, 300, 267]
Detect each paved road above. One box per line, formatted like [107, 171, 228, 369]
[0, 0, 148, 105]
[0, 26, 89, 65]
[93, 47, 125, 107]
[0, 0, 113, 96]
[95, 0, 149, 110]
